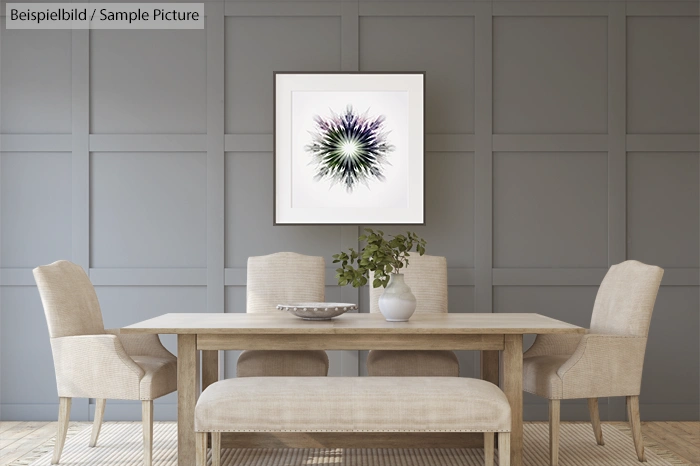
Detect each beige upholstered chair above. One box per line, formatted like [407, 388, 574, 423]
[33, 260, 177, 466]
[523, 260, 663, 466]
[236, 252, 329, 377]
[367, 255, 459, 376]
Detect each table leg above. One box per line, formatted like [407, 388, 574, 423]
[503, 334, 523, 466]
[202, 350, 219, 392]
[481, 350, 500, 386]
[178, 334, 198, 466]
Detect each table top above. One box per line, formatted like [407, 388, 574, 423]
[121, 312, 585, 335]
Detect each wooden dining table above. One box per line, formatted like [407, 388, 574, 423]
[122, 312, 585, 466]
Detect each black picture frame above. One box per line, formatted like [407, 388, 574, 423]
[273, 71, 426, 226]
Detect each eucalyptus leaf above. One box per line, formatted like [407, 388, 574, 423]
[333, 229, 427, 289]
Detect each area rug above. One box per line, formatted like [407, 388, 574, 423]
[10, 422, 689, 466]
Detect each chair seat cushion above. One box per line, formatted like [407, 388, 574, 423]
[132, 356, 177, 400]
[367, 350, 459, 377]
[195, 377, 511, 433]
[236, 350, 329, 377]
[523, 355, 570, 399]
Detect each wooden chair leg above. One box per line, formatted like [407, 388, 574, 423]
[498, 432, 510, 466]
[212, 432, 221, 466]
[588, 398, 605, 446]
[196, 432, 208, 466]
[52, 397, 71, 464]
[627, 396, 646, 462]
[142, 401, 153, 466]
[484, 432, 494, 466]
[549, 399, 560, 466]
[89, 399, 106, 447]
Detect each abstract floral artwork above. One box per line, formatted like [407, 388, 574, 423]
[306, 105, 395, 193]
[274, 73, 424, 225]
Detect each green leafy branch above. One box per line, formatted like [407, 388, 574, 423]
[332, 228, 427, 289]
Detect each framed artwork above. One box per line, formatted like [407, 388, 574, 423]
[274, 72, 425, 225]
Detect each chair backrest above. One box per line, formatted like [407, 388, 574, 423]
[246, 252, 325, 313]
[33, 260, 105, 338]
[589, 260, 664, 337]
[369, 255, 448, 314]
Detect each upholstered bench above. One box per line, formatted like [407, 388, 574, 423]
[195, 377, 512, 466]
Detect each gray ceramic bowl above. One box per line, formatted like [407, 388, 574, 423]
[277, 302, 358, 320]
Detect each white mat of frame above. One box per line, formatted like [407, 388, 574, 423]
[11, 422, 689, 466]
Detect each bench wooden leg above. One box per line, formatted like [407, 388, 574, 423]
[498, 432, 510, 466]
[196, 432, 208, 466]
[212, 432, 221, 466]
[484, 432, 494, 466]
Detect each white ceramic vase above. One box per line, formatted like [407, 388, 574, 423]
[378, 273, 417, 322]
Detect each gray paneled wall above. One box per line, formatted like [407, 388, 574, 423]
[0, 0, 698, 423]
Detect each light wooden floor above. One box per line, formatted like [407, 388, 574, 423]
[0, 421, 697, 466]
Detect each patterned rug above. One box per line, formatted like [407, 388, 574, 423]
[10, 422, 689, 466]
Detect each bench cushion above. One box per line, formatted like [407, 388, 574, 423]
[195, 377, 511, 433]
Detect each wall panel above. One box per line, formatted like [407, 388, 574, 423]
[362, 152, 475, 268]
[90, 29, 207, 134]
[0, 24, 72, 134]
[627, 152, 700, 268]
[626, 16, 699, 134]
[224, 152, 342, 267]
[359, 16, 475, 134]
[493, 16, 608, 134]
[90, 152, 207, 268]
[493, 152, 609, 268]
[225, 16, 342, 134]
[0, 0, 698, 422]
[1, 153, 72, 268]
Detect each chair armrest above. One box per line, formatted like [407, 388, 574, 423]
[50, 334, 144, 400]
[557, 334, 648, 398]
[524, 333, 585, 358]
[106, 328, 176, 360]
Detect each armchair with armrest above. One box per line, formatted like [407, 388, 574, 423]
[33, 260, 177, 466]
[523, 260, 663, 465]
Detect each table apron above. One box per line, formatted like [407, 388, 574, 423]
[196, 333, 506, 351]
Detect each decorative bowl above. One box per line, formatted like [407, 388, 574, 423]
[277, 302, 357, 320]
